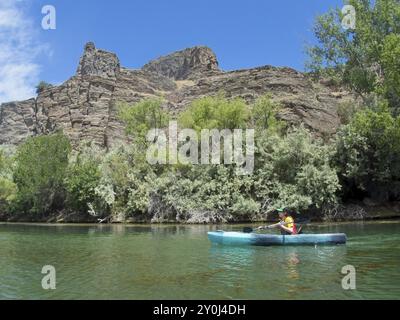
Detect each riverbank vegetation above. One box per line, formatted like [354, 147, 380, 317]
[1, 93, 399, 223]
[0, 0, 399, 223]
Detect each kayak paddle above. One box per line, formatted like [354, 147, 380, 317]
[243, 218, 311, 233]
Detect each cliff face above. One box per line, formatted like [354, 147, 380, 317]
[0, 42, 354, 148]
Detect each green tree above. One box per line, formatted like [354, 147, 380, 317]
[381, 33, 400, 109]
[335, 107, 400, 201]
[0, 150, 5, 173]
[251, 94, 284, 133]
[0, 150, 17, 212]
[179, 94, 250, 131]
[65, 146, 103, 214]
[118, 98, 170, 147]
[13, 132, 71, 215]
[307, 0, 400, 113]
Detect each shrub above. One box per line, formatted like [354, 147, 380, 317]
[254, 126, 340, 212]
[36, 81, 53, 94]
[153, 164, 258, 220]
[94, 145, 156, 219]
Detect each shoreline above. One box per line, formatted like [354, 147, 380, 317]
[1, 218, 400, 228]
[1, 201, 400, 225]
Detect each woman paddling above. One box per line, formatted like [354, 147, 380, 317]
[275, 208, 298, 235]
[258, 208, 298, 235]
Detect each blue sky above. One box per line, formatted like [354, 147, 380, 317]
[0, 0, 344, 103]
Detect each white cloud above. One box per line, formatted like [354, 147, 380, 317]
[0, 0, 48, 103]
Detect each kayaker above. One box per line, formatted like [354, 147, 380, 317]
[264, 208, 297, 235]
[278, 208, 297, 235]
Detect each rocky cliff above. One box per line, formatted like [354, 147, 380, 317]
[0, 42, 354, 148]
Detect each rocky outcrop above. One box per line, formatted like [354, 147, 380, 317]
[0, 99, 37, 145]
[0, 42, 355, 148]
[77, 42, 120, 79]
[142, 46, 220, 80]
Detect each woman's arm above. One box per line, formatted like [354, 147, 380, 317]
[278, 224, 294, 234]
[267, 222, 281, 229]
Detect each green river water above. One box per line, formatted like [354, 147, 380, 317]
[0, 221, 399, 300]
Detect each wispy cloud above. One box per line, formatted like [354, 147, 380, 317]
[0, 0, 48, 103]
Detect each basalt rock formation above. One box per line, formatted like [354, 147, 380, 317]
[0, 42, 354, 148]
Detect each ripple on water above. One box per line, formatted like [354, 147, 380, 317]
[0, 222, 399, 299]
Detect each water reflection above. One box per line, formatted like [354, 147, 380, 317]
[286, 251, 300, 280]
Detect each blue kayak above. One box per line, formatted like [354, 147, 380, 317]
[208, 231, 347, 246]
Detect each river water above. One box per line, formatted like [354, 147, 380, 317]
[0, 221, 399, 300]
